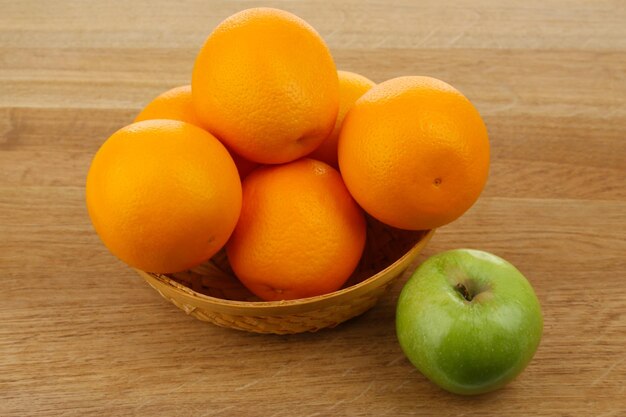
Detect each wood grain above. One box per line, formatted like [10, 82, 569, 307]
[1, 0, 625, 415]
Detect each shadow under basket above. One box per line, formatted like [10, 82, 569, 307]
[135, 218, 435, 334]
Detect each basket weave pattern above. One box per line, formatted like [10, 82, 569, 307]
[137, 217, 434, 334]
[150, 285, 384, 333]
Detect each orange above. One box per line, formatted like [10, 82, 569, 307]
[134, 85, 258, 179]
[229, 152, 259, 180]
[86, 119, 242, 273]
[226, 159, 366, 301]
[135, 85, 206, 128]
[338, 76, 490, 231]
[309, 70, 375, 167]
[192, 8, 339, 164]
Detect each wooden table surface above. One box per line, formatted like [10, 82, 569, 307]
[1, 1, 625, 415]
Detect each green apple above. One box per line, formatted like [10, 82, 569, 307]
[396, 249, 543, 395]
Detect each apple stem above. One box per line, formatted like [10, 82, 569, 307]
[455, 283, 473, 302]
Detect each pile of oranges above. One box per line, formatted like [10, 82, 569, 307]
[86, 8, 490, 302]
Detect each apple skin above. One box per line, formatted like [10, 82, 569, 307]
[396, 249, 543, 395]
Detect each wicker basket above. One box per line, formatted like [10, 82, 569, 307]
[135, 217, 434, 334]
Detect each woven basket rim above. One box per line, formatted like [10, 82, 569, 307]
[137, 229, 434, 315]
